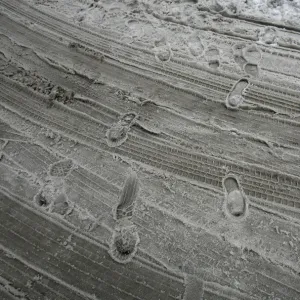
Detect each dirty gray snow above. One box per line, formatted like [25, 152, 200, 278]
[1, 0, 300, 299]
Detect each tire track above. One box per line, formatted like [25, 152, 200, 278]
[1, 132, 300, 299]
[2, 0, 300, 123]
[0, 190, 185, 300]
[2, 31, 298, 179]
[1, 13, 300, 154]
[0, 247, 80, 300]
[1, 75, 300, 219]
[0, 135, 193, 279]
[0, 0, 233, 92]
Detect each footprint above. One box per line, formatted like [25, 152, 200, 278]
[126, 19, 144, 39]
[114, 170, 139, 220]
[109, 225, 140, 264]
[225, 78, 249, 109]
[208, 60, 220, 69]
[242, 45, 261, 65]
[259, 27, 278, 45]
[205, 46, 220, 69]
[34, 183, 69, 214]
[106, 112, 138, 147]
[242, 45, 261, 77]
[154, 47, 172, 62]
[51, 193, 73, 216]
[187, 33, 204, 57]
[34, 191, 51, 209]
[106, 124, 128, 147]
[119, 112, 138, 127]
[244, 63, 259, 77]
[232, 43, 247, 70]
[49, 159, 73, 177]
[223, 174, 248, 219]
[153, 37, 172, 63]
[135, 119, 161, 135]
[205, 47, 219, 59]
[110, 169, 140, 263]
